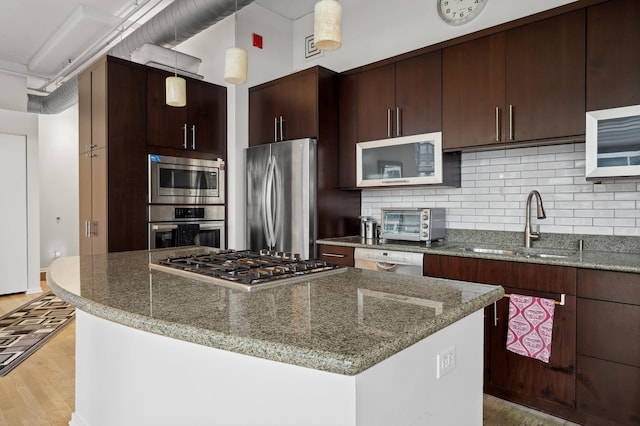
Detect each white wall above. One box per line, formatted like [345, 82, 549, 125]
[0, 108, 40, 293]
[0, 73, 27, 112]
[38, 104, 79, 267]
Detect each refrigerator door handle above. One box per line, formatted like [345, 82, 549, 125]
[262, 155, 277, 248]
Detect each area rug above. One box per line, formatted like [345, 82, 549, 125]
[0, 292, 75, 376]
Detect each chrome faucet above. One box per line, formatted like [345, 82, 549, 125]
[524, 190, 546, 248]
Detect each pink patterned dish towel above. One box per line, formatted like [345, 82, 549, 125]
[506, 294, 555, 363]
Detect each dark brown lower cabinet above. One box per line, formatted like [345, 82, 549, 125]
[424, 254, 577, 418]
[317, 245, 354, 267]
[576, 269, 640, 425]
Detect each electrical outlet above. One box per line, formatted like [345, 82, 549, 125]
[436, 346, 456, 379]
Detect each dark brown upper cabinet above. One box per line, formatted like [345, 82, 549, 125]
[248, 67, 326, 146]
[586, 0, 640, 111]
[338, 51, 441, 188]
[443, 10, 586, 150]
[355, 51, 442, 143]
[147, 69, 227, 157]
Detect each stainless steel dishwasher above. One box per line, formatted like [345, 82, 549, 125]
[353, 247, 423, 276]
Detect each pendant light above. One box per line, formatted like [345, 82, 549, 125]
[224, 0, 247, 84]
[166, 22, 186, 107]
[314, 0, 342, 51]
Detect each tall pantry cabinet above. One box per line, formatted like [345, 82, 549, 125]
[78, 55, 148, 255]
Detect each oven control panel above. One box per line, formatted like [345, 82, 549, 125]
[175, 207, 205, 220]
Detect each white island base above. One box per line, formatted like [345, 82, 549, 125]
[70, 309, 484, 426]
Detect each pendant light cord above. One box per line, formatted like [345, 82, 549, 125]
[174, 21, 178, 77]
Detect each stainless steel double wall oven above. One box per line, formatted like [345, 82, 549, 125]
[148, 154, 225, 249]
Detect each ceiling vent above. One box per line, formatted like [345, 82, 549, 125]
[130, 43, 203, 80]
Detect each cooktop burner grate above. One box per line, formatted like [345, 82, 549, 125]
[152, 249, 346, 289]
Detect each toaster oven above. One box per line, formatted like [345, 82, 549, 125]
[381, 208, 445, 242]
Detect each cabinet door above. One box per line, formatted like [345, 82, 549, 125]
[91, 58, 107, 151]
[147, 69, 188, 150]
[188, 79, 227, 155]
[79, 152, 92, 256]
[488, 262, 576, 407]
[506, 10, 585, 142]
[78, 70, 92, 154]
[106, 59, 148, 252]
[338, 75, 358, 189]
[279, 70, 318, 142]
[442, 33, 506, 150]
[90, 148, 108, 255]
[487, 287, 576, 407]
[356, 63, 395, 142]
[249, 82, 280, 146]
[587, 0, 640, 110]
[395, 51, 442, 136]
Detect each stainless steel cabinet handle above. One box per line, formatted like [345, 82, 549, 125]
[509, 104, 514, 141]
[493, 301, 498, 326]
[85, 221, 89, 238]
[396, 107, 401, 137]
[495, 107, 501, 142]
[183, 124, 188, 149]
[387, 109, 392, 138]
[274, 117, 278, 142]
[92, 221, 98, 237]
[279, 116, 284, 141]
[191, 125, 196, 150]
[321, 253, 345, 258]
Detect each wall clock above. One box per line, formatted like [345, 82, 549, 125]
[438, 0, 487, 26]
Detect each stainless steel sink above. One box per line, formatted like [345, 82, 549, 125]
[449, 245, 575, 259]
[454, 247, 517, 256]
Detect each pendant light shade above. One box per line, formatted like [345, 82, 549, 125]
[224, 47, 247, 84]
[314, 0, 342, 51]
[166, 76, 186, 107]
[224, 0, 247, 85]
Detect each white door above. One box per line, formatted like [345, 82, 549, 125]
[0, 133, 28, 294]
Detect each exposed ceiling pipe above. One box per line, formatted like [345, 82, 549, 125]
[27, 0, 255, 114]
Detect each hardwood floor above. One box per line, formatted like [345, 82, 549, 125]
[0, 283, 577, 426]
[0, 284, 74, 426]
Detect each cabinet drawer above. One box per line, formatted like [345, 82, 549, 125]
[577, 269, 640, 305]
[577, 298, 640, 367]
[504, 262, 576, 295]
[317, 245, 354, 267]
[577, 354, 640, 425]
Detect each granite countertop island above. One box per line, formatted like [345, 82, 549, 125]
[48, 247, 503, 426]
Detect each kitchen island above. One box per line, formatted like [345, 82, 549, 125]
[48, 248, 503, 426]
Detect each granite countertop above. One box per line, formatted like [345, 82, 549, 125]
[47, 248, 503, 376]
[317, 235, 640, 274]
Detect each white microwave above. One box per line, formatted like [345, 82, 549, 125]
[356, 132, 460, 187]
[585, 104, 640, 180]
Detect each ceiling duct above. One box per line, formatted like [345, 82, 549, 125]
[27, 0, 255, 114]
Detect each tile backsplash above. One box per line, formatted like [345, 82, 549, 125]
[361, 143, 640, 237]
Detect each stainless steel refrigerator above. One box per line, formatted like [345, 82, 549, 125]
[246, 138, 317, 259]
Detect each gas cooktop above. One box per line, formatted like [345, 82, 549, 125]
[150, 249, 347, 290]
